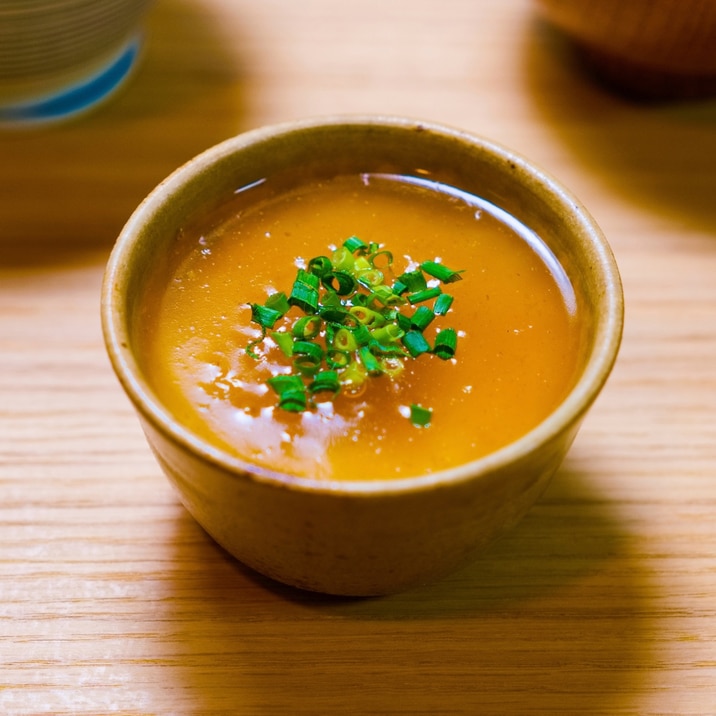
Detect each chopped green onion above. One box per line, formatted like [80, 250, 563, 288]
[266, 374, 303, 394]
[264, 291, 291, 316]
[250, 302, 283, 329]
[402, 330, 431, 357]
[433, 328, 458, 360]
[321, 290, 343, 308]
[308, 255, 333, 278]
[433, 293, 454, 316]
[292, 340, 324, 363]
[349, 306, 385, 327]
[267, 375, 307, 412]
[420, 260, 464, 283]
[353, 256, 372, 273]
[350, 322, 372, 347]
[333, 327, 358, 352]
[343, 235, 368, 253]
[358, 345, 382, 375]
[293, 341, 324, 376]
[294, 357, 321, 377]
[369, 249, 393, 269]
[245, 327, 266, 359]
[243, 235, 466, 421]
[326, 349, 351, 368]
[410, 305, 435, 332]
[322, 270, 357, 296]
[271, 331, 294, 356]
[340, 361, 368, 393]
[408, 286, 442, 305]
[289, 269, 320, 313]
[331, 247, 355, 272]
[379, 356, 405, 379]
[398, 269, 428, 293]
[371, 343, 409, 357]
[409, 404, 432, 427]
[292, 315, 322, 339]
[392, 279, 408, 296]
[368, 284, 405, 308]
[395, 312, 412, 333]
[356, 269, 384, 288]
[370, 323, 405, 346]
[318, 305, 351, 324]
[309, 370, 341, 396]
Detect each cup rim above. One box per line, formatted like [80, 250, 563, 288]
[101, 113, 624, 497]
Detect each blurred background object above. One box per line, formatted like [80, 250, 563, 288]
[534, 0, 716, 100]
[0, 0, 154, 127]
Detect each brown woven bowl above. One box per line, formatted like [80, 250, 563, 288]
[534, 0, 716, 100]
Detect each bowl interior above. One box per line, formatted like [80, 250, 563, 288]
[103, 116, 623, 491]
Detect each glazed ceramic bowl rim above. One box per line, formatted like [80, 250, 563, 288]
[101, 114, 623, 497]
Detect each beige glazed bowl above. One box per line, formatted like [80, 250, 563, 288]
[101, 115, 624, 596]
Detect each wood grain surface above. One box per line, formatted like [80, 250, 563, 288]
[1, 1, 715, 714]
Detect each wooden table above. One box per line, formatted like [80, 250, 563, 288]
[2, 1, 715, 713]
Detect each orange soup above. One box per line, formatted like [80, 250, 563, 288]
[136, 172, 581, 480]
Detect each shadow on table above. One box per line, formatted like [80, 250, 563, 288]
[0, 0, 247, 266]
[522, 18, 716, 235]
[160, 458, 656, 714]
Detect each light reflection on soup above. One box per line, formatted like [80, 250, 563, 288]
[136, 172, 582, 480]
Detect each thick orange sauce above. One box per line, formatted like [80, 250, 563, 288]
[136, 173, 581, 480]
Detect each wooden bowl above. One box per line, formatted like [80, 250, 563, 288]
[101, 115, 624, 595]
[534, 0, 716, 100]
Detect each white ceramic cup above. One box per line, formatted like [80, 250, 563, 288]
[0, 0, 154, 127]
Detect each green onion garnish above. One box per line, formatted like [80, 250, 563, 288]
[318, 305, 351, 324]
[408, 286, 442, 305]
[267, 375, 307, 412]
[370, 323, 405, 346]
[433, 328, 458, 360]
[433, 293, 454, 316]
[410, 404, 432, 427]
[350, 306, 385, 327]
[358, 345, 382, 375]
[292, 315, 323, 339]
[350, 322, 372, 347]
[420, 260, 464, 284]
[333, 327, 358, 352]
[410, 305, 435, 332]
[369, 249, 393, 269]
[343, 235, 368, 253]
[289, 269, 320, 313]
[402, 330, 431, 358]
[398, 269, 428, 293]
[326, 349, 351, 368]
[308, 255, 333, 278]
[310, 370, 341, 396]
[293, 340, 324, 363]
[250, 302, 283, 329]
[271, 331, 294, 356]
[245, 236, 466, 422]
[369, 284, 405, 308]
[322, 270, 357, 296]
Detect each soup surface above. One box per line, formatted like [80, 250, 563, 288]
[137, 173, 581, 481]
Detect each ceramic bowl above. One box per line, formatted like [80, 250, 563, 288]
[101, 115, 624, 596]
[0, 0, 154, 127]
[534, 0, 716, 100]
